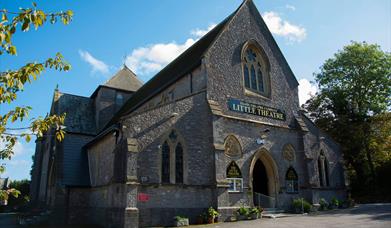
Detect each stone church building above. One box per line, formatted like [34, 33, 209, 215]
[30, 0, 347, 227]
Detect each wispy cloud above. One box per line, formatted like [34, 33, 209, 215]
[262, 11, 306, 42]
[285, 4, 296, 11]
[79, 50, 110, 75]
[298, 78, 318, 105]
[125, 24, 216, 79]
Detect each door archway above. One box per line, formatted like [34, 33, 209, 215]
[249, 149, 279, 207]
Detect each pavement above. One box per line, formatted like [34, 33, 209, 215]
[195, 204, 391, 228]
[1, 204, 390, 227]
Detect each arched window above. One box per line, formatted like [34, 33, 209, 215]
[161, 141, 170, 183]
[318, 157, 324, 187]
[116, 93, 123, 105]
[242, 42, 270, 97]
[160, 130, 186, 184]
[286, 167, 298, 193]
[324, 156, 330, 186]
[226, 161, 243, 192]
[318, 151, 330, 187]
[175, 143, 183, 184]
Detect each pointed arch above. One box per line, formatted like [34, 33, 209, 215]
[160, 129, 187, 184]
[224, 135, 242, 158]
[241, 40, 271, 98]
[175, 142, 184, 184]
[285, 167, 298, 193]
[249, 148, 279, 200]
[161, 141, 170, 183]
[318, 150, 330, 187]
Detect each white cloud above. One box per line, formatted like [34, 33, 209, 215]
[79, 50, 110, 75]
[125, 24, 216, 78]
[285, 4, 296, 11]
[191, 24, 217, 38]
[262, 11, 306, 42]
[298, 78, 318, 105]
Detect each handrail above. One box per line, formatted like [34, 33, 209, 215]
[253, 192, 275, 208]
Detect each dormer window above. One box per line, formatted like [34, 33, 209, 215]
[242, 42, 271, 98]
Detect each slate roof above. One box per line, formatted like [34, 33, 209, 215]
[104, 66, 143, 92]
[104, 0, 299, 130]
[54, 92, 96, 135]
[104, 2, 243, 129]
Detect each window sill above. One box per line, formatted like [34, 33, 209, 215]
[244, 89, 271, 100]
[228, 191, 243, 194]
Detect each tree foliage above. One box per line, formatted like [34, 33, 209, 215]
[0, 3, 73, 200]
[304, 41, 391, 200]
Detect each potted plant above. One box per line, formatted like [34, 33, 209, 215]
[292, 198, 312, 213]
[207, 207, 219, 224]
[330, 197, 339, 209]
[249, 207, 260, 219]
[174, 216, 189, 227]
[236, 206, 250, 220]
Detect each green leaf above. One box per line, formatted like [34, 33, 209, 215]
[8, 46, 16, 55]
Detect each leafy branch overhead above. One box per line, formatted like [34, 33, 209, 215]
[0, 2, 73, 201]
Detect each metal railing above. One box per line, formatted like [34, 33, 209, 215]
[253, 192, 275, 208]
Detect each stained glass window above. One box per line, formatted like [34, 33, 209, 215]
[161, 141, 170, 183]
[242, 44, 269, 97]
[286, 167, 298, 193]
[227, 161, 243, 192]
[175, 143, 183, 184]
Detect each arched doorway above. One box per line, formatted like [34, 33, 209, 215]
[253, 160, 269, 196]
[249, 149, 279, 208]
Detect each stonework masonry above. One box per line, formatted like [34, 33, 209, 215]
[30, 1, 347, 227]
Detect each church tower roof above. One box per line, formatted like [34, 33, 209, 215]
[104, 65, 143, 92]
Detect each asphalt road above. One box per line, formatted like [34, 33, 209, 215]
[196, 204, 391, 228]
[1, 204, 390, 227]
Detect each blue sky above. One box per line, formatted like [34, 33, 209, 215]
[1, 0, 390, 180]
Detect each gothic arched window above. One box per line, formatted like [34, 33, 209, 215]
[160, 130, 186, 184]
[161, 141, 170, 183]
[318, 151, 330, 187]
[286, 167, 298, 193]
[226, 161, 243, 192]
[175, 143, 184, 184]
[242, 42, 270, 97]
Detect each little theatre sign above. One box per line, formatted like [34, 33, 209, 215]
[227, 99, 286, 121]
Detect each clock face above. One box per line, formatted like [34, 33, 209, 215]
[256, 138, 264, 145]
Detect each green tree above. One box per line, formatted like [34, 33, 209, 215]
[304, 41, 391, 199]
[0, 3, 72, 201]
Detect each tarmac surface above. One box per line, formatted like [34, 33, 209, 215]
[196, 204, 391, 228]
[1, 203, 390, 227]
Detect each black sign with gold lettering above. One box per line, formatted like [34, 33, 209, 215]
[227, 99, 286, 121]
[226, 161, 242, 178]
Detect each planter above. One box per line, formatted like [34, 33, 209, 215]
[237, 214, 248, 220]
[175, 218, 189, 227]
[207, 217, 214, 224]
[250, 213, 260, 220]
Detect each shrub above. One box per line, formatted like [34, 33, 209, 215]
[330, 197, 339, 208]
[174, 216, 187, 221]
[319, 198, 329, 211]
[249, 207, 260, 215]
[237, 206, 250, 216]
[207, 207, 219, 218]
[292, 198, 312, 213]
